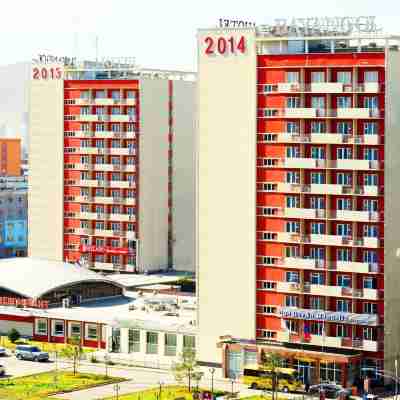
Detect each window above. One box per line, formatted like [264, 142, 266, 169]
[286, 221, 300, 233]
[95, 139, 105, 148]
[286, 271, 299, 283]
[35, 319, 47, 335]
[336, 173, 352, 186]
[337, 147, 352, 159]
[95, 123, 105, 132]
[287, 97, 300, 108]
[127, 107, 136, 116]
[337, 223, 351, 237]
[128, 329, 140, 353]
[80, 106, 90, 115]
[310, 247, 325, 260]
[337, 71, 352, 84]
[311, 172, 325, 184]
[364, 148, 378, 161]
[363, 302, 377, 314]
[364, 122, 378, 135]
[165, 333, 177, 356]
[261, 281, 276, 290]
[311, 222, 325, 234]
[183, 335, 196, 350]
[286, 71, 300, 83]
[111, 107, 120, 115]
[126, 123, 135, 132]
[311, 273, 324, 285]
[364, 225, 378, 238]
[363, 277, 376, 289]
[363, 199, 378, 212]
[86, 324, 98, 340]
[111, 124, 121, 132]
[364, 174, 378, 186]
[80, 90, 90, 99]
[52, 320, 64, 337]
[70, 323, 81, 338]
[337, 299, 351, 312]
[126, 90, 136, 99]
[310, 197, 325, 210]
[286, 146, 300, 158]
[286, 171, 300, 184]
[284, 320, 299, 333]
[96, 107, 105, 115]
[310, 296, 324, 310]
[111, 139, 121, 148]
[336, 324, 350, 338]
[363, 327, 374, 340]
[285, 295, 298, 307]
[337, 275, 351, 288]
[337, 248, 352, 262]
[310, 321, 324, 335]
[311, 147, 325, 159]
[364, 71, 378, 82]
[285, 246, 299, 258]
[262, 306, 277, 314]
[95, 90, 106, 99]
[81, 123, 90, 131]
[337, 198, 352, 210]
[337, 122, 352, 135]
[363, 250, 378, 264]
[286, 122, 299, 133]
[311, 96, 325, 109]
[337, 97, 351, 108]
[311, 71, 325, 83]
[286, 196, 300, 208]
[261, 330, 276, 339]
[111, 90, 120, 100]
[364, 96, 378, 109]
[311, 121, 326, 134]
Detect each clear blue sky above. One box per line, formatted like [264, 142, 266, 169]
[0, 0, 399, 71]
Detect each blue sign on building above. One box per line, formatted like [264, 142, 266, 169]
[2, 220, 27, 248]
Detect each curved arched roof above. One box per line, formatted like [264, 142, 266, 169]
[0, 258, 123, 299]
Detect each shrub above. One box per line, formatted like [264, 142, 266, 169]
[8, 328, 20, 343]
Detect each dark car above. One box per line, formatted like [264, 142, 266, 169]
[15, 345, 49, 362]
[308, 383, 351, 399]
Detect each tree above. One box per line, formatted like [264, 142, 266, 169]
[260, 351, 284, 400]
[8, 328, 20, 343]
[172, 348, 202, 392]
[60, 336, 83, 375]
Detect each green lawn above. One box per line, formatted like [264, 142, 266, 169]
[101, 385, 225, 400]
[0, 371, 123, 400]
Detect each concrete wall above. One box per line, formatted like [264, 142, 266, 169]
[172, 81, 196, 272]
[197, 28, 257, 363]
[384, 50, 400, 371]
[138, 79, 169, 272]
[28, 69, 64, 261]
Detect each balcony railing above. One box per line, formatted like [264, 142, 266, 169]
[261, 108, 383, 119]
[259, 82, 382, 94]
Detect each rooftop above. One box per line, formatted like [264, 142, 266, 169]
[0, 291, 197, 334]
[0, 257, 122, 299]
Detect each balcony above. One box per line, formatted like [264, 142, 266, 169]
[65, 130, 136, 139]
[109, 147, 136, 156]
[109, 180, 136, 189]
[261, 108, 383, 119]
[93, 229, 120, 237]
[108, 213, 136, 222]
[263, 82, 381, 94]
[331, 210, 380, 222]
[276, 281, 301, 293]
[335, 261, 380, 274]
[92, 261, 116, 271]
[272, 132, 380, 145]
[71, 114, 110, 122]
[109, 115, 135, 123]
[329, 159, 381, 170]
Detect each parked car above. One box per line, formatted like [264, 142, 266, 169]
[308, 383, 351, 399]
[15, 345, 49, 362]
[0, 347, 6, 356]
[0, 364, 5, 376]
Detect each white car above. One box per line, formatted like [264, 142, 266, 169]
[0, 347, 6, 356]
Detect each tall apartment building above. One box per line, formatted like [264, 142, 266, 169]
[29, 61, 195, 273]
[198, 24, 400, 386]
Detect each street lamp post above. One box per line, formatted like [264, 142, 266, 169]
[209, 367, 216, 399]
[114, 383, 120, 400]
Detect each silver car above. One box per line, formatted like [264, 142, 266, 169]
[15, 345, 49, 362]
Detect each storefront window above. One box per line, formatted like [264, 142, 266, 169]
[183, 335, 195, 350]
[35, 319, 47, 335]
[112, 328, 121, 353]
[320, 362, 342, 384]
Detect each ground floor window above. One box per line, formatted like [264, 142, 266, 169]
[227, 350, 242, 379]
[69, 322, 81, 338]
[35, 319, 47, 335]
[112, 328, 121, 353]
[86, 324, 98, 340]
[320, 362, 342, 384]
[183, 335, 195, 351]
[146, 332, 158, 354]
[164, 333, 177, 356]
[128, 329, 140, 353]
[52, 320, 64, 337]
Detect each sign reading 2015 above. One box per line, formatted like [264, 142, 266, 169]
[203, 36, 246, 55]
[32, 66, 63, 80]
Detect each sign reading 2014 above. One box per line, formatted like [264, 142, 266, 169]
[203, 36, 246, 55]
